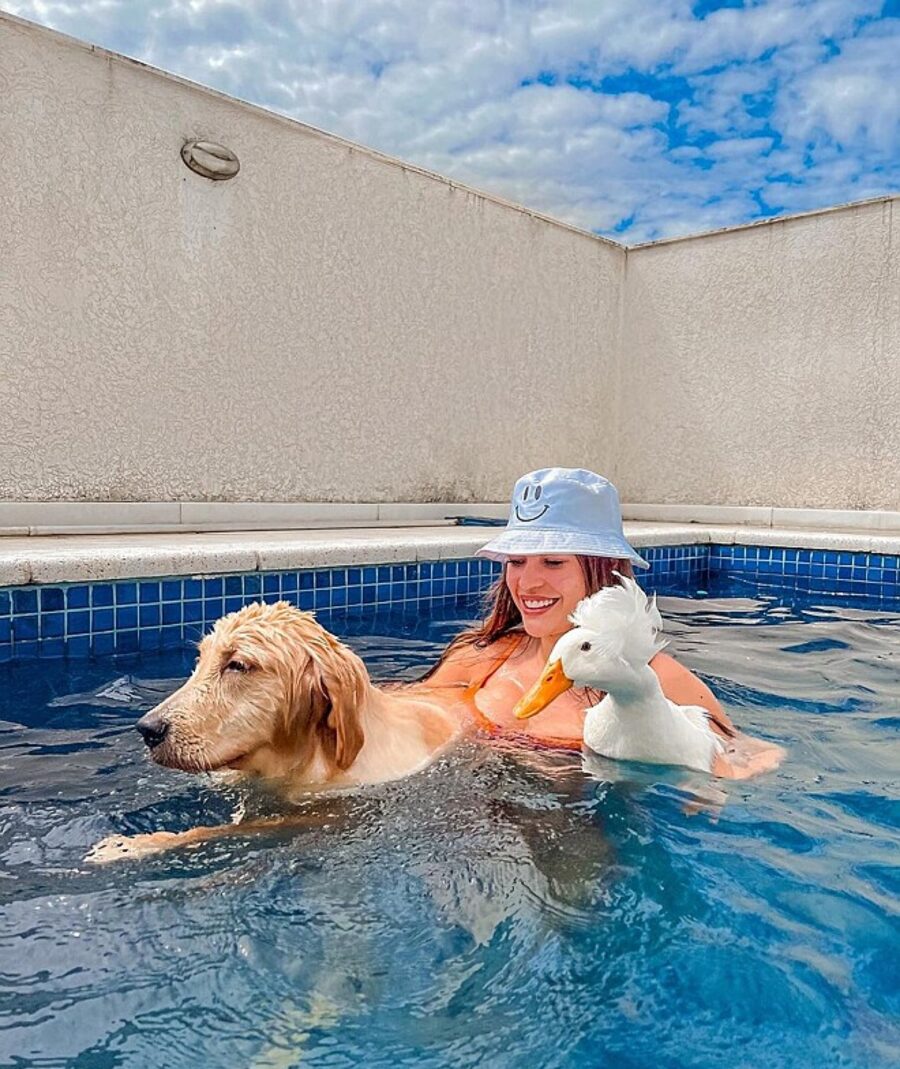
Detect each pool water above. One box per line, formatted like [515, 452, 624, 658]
[1, 594, 899, 1068]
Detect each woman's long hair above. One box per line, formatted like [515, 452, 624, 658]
[421, 555, 635, 680]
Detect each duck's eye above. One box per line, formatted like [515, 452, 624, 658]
[224, 659, 251, 674]
[580, 641, 592, 652]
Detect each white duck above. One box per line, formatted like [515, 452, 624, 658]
[513, 575, 732, 773]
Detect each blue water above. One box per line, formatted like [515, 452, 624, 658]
[1, 594, 899, 1069]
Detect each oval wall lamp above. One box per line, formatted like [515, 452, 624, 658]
[181, 140, 240, 181]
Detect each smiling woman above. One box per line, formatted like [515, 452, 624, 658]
[420, 468, 735, 749]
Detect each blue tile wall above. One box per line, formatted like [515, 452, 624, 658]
[638, 544, 709, 593]
[708, 544, 900, 600]
[0, 558, 500, 663]
[0, 545, 897, 664]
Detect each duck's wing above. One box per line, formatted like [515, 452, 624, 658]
[704, 705, 737, 740]
[677, 703, 729, 752]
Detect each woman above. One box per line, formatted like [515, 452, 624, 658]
[423, 468, 734, 750]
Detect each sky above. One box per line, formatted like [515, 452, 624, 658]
[5, 0, 899, 242]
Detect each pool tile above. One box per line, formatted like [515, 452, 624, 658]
[184, 579, 203, 600]
[40, 588, 65, 612]
[117, 630, 139, 653]
[92, 585, 114, 608]
[116, 583, 137, 606]
[139, 629, 162, 652]
[13, 589, 37, 614]
[139, 582, 160, 604]
[15, 615, 38, 640]
[204, 578, 223, 599]
[67, 635, 91, 658]
[92, 632, 115, 657]
[67, 586, 90, 609]
[183, 600, 203, 623]
[203, 598, 224, 620]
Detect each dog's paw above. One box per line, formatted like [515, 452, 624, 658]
[85, 831, 181, 864]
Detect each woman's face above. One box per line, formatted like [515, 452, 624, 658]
[505, 555, 588, 640]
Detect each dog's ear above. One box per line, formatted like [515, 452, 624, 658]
[312, 639, 367, 771]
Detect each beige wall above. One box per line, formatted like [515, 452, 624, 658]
[619, 199, 899, 509]
[3, 13, 898, 515]
[0, 13, 624, 504]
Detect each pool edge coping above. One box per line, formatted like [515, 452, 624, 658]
[2, 523, 900, 586]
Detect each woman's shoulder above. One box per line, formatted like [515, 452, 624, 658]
[650, 651, 701, 695]
[425, 632, 523, 688]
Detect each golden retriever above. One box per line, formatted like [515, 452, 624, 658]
[87, 601, 463, 862]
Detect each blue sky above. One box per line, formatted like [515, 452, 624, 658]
[6, 0, 899, 241]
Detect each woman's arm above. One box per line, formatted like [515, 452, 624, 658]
[650, 652, 736, 737]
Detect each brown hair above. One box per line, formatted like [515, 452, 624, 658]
[421, 555, 634, 680]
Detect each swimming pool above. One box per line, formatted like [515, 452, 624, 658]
[2, 590, 898, 1068]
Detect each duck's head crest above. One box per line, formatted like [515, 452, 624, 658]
[567, 573, 666, 668]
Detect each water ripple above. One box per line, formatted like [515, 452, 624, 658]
[0, 598, 899, 1067]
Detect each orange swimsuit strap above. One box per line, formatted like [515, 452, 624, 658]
[463, 641, 584, 752]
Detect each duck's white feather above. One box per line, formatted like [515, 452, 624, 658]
[556, 576, 725, 773]
[568, 574, 666, 667]
[582, 695, 724, 771]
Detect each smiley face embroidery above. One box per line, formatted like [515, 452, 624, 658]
[514, 481, 550, 522]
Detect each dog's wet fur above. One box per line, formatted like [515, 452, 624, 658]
[87, 602, 463, 862]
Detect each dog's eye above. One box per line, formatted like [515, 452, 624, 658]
[224, 659, 251, 673]
[580, 641, 592, 652]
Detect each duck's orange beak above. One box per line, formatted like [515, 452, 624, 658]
[514, 660, 574, 720]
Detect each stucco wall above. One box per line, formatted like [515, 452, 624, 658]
[4, 14, 899, 515]
[0, 13, 624, 504]
[618, 199, 900, 510]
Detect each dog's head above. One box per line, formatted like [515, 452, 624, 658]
[135, 601, 367, 780]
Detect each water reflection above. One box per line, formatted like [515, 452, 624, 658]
[0, 596, 899, 1067]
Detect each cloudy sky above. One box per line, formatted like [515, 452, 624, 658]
[6, 0, 899, 241]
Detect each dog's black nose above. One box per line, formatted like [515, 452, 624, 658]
[136, 712, 169, 749]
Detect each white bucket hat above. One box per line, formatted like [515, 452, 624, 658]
[475, 468, 649, 569]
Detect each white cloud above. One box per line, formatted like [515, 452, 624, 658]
[675, 0, 882, 73]
[779, 20, 900, 155]
[4, 0, 899, 241]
